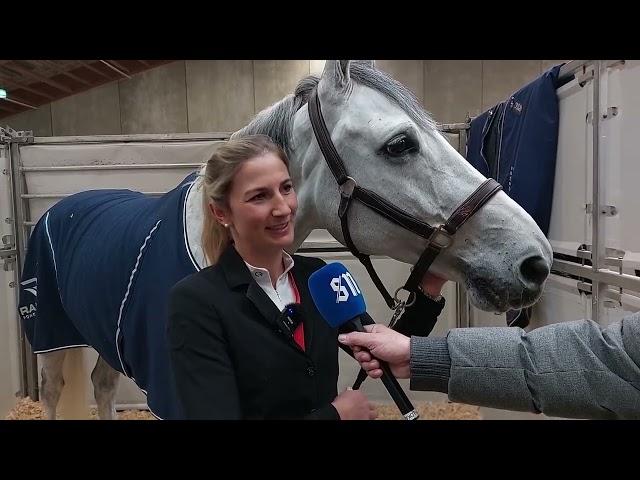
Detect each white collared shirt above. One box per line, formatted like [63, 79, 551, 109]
[244, 252, 296, 311]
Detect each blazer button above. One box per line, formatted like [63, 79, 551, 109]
[306, 366, 315, 377]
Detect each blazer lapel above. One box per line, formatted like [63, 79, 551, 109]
[218, 246, 280, 330]
[219, 245, 305, 351]
[245, 280, 282, 333]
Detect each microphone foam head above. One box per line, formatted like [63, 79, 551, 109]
[308, 262, 366, 328]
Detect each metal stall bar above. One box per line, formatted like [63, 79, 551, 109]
[557, 60, 624, 84]
[558, 60, 591, 82]
[439, 122, 471, 133]
[22, 192, 167, 199]
[8, 136, 37, 399]
[591, 61, 605, 324]
[21, 163, 204, 172]
[552, 259, 640, 295]
[19, 162, 212, 227]
[1, 139, 27, 399]
[29, 132, 232, 145]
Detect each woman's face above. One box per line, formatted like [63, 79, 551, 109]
[214, 152, 298, 254]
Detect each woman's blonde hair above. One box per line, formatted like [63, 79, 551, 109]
[201, 134, 290, 264]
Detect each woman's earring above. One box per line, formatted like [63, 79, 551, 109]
[223, 223, 229, 228]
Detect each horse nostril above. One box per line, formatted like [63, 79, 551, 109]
[519, 255, 550, 285]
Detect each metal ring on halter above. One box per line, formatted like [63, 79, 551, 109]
[339, 176, 357, 198]
[393, 286, 416, 308]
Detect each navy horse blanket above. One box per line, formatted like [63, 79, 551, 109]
[466, 64, 568, 236]
[18, 172, 200, 419]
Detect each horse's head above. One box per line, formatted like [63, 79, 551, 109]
[289, 60, 552, 313]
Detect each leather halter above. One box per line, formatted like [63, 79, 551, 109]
[307, 88, 502, 310]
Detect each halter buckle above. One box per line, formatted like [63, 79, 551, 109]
[428, 225, 453, 250]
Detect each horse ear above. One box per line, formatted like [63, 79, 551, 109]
[321, 60, 352, 91]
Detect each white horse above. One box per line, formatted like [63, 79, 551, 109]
[26, 60, 552, 419]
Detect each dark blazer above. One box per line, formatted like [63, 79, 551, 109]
[167, 245, 340, 420]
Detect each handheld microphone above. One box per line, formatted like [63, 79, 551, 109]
[308, 262, 419, 420]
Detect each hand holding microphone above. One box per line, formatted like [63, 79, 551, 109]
[339, 324, 411, 379]
[308, 262, 419, 420]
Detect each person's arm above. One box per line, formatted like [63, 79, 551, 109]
[168, 281, 242, 419]
[341, 312, 640, 419]
[411, 313, 640, 419]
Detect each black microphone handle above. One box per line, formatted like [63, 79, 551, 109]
[350, 318, 419, 421]
[352, 311, 387, 390]
[352, 368, 368, 390]
[352, 311, 393, 389]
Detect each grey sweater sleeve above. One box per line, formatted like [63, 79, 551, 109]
[410, 336, 451, 393]
[409, 312, 640, 419]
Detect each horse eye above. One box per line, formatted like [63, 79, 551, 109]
[384, 134, 418, 157]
